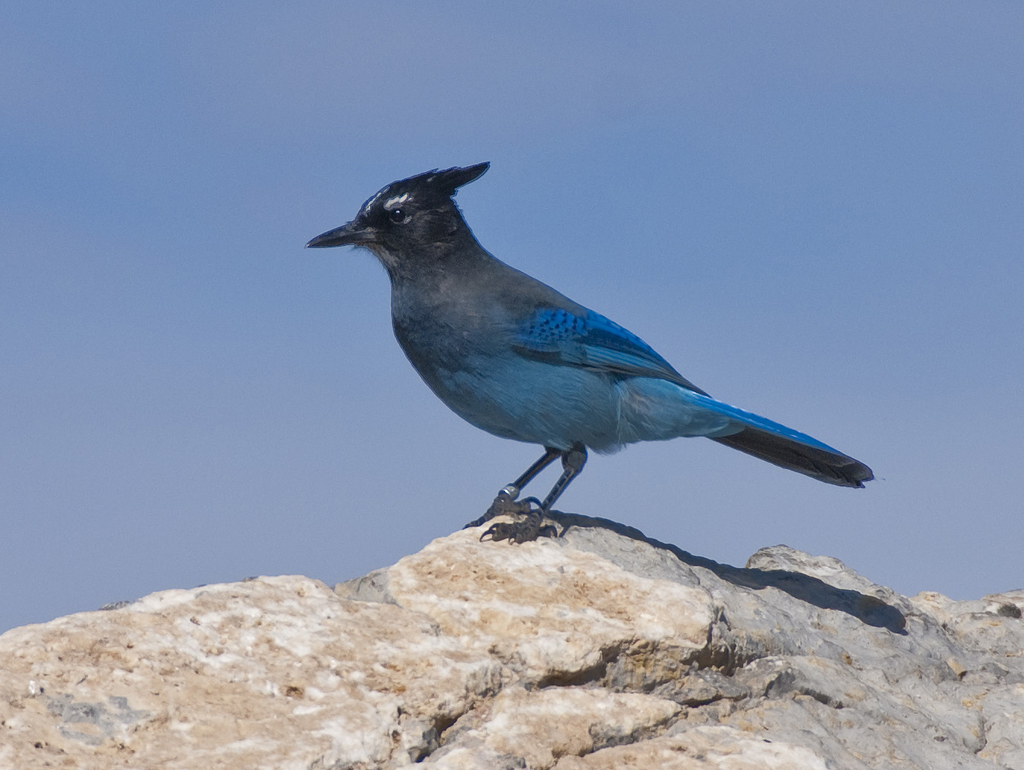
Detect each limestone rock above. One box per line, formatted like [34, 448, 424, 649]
[1, 513, 1022, 769]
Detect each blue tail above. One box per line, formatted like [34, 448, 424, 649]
[685, 391, 873, 488]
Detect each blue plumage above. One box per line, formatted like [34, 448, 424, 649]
[513, 307, 705, 393]
[307, 163, 873, 542]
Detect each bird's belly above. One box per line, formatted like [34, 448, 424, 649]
[419, 355, 623, 451]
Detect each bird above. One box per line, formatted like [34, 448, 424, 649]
[307, 163, 873, 542]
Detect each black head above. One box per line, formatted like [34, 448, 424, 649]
[306, 164, 489, 263]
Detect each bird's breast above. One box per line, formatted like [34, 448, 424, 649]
[391, 287, 495, 376]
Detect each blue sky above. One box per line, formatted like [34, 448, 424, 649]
[2, 2, 1022, 633]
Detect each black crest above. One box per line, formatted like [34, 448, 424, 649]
[361, 163, 490, 216]
[424, 163, 490, 197]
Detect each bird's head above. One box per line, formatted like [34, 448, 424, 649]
[306, 163, 489, 272]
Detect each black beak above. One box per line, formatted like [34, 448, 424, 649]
[305, 220, 378, 249]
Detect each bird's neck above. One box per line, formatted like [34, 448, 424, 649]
[386, 230, 493, 288]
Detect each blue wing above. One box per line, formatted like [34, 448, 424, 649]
[511, 308, 708, 395]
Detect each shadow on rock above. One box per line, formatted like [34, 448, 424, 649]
[548, 510, 908, 635]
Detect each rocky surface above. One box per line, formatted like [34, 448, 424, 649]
[1, 512, 1022, 769]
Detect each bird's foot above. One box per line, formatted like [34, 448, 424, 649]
[464, 488, 561, 543]
[480, 508, 560, 544]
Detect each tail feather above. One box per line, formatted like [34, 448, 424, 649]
[710, 428, 873, 487]
[681, 391, 873, 487]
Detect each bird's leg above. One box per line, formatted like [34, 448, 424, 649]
[539, 445, 587, 512]
[479, 445, 588, 544]
[497, 446, 564, 508]
[465, 447, 561, 530]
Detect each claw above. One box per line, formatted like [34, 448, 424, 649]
[472, 491, 561, 543]
[481, 510, 561, 544]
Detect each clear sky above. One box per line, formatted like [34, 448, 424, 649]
[2, 2, 1022, 633]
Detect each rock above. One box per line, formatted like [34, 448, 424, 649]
[1, 512, 1022, 769]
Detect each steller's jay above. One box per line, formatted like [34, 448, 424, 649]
[307, 163, 873, 542]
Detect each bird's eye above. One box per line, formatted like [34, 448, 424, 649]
[388, 208, 407, 224]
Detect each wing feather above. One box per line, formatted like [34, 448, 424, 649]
[512, 308, 708, 395]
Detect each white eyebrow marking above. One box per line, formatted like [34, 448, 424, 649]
[361, 190, 385, 215]
[384, 193, 410, 209]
